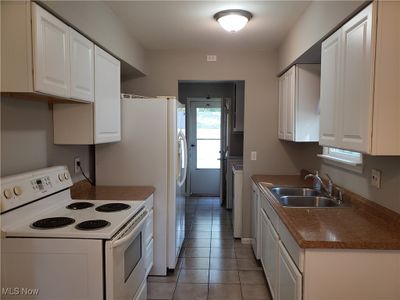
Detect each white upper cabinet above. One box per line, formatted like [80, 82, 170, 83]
[53, 46, 121, 145]
[1, 2, 94, 103]
[278, 64, 320, 142]
[319, 1, 400, 155]
[284, 66, 295, 141]
[278, 76, 286, 140]
[339, 4, 374, 152]
[70, 28, 94, 102]
[94, 46, 121, 143]
[32, 3, 70, 98]
[319, 30, 341, 147]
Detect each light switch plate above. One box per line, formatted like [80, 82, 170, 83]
[371, 169, 381, 188]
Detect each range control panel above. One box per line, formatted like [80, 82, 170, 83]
[1, 166, 72, 213]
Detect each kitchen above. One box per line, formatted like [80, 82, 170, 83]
[1, 1, 400, 300]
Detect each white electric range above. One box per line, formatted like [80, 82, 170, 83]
[1, 166, 148, 300]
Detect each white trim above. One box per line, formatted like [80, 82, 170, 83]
[317, 154, 360, 166]
[319, 147, 363, 174]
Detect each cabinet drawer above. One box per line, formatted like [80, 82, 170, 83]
[260, 193, 279, 230]
[145, 238, 154, 277]
[278, 220, 304, 272]
[278, 241, 302, 300]
[144, 209, 154, 246]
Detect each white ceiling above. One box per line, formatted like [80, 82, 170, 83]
[106, 1, 310, 51]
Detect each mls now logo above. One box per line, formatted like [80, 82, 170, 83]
[2, 287, 39, 296]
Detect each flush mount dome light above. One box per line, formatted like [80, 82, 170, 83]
[214, 9, 252, 32]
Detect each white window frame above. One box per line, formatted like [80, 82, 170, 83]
[318, 147, 363, 173]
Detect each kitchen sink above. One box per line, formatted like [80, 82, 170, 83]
[270, 187, 323, 197]
[278, 196, 339, 208]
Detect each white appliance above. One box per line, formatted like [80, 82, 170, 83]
[96, 96, 188, 275]
[1, 166, 148, 300]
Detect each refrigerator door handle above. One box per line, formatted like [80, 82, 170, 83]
[177, 131, 188, 187]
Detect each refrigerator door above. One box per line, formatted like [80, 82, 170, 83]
[167, 100, 187, 269]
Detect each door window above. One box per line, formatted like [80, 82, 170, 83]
[196, 107, 221, 169]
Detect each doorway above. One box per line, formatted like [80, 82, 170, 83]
[188, 98, 222, 196]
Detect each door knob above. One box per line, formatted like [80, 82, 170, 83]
[191, 144, 196, 147]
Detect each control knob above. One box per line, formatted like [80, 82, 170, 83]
[3, 189, 12, 199]
[13, 186, 22, 196]
[58, 174, 64, 182]
[64, 173, 69, 180]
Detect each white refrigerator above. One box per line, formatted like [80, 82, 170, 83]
[95, 96, 188, 275]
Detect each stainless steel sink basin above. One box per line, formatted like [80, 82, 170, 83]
[270, 187, 323, 197]
[279, 196, 339, 208]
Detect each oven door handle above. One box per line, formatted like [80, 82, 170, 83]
[111, 210, 148, 249]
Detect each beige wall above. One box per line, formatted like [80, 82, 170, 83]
[1, 96, 94, 183]
[278, 0, 365, 73]
[294, 144, 400, 214]
[41, 0, 146, 75]
[320, 157, 400, 214]
[122, 50, 319, 237]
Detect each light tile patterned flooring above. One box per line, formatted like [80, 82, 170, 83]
[147, 197, 272, 300]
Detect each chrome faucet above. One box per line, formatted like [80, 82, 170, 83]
[304, 171, 333, 196]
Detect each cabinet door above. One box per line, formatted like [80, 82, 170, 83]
[266, 216, 279, 299]
[233, 81, 244, 132]
[260, 210, 269, 272]
[339, 4, 374, 153]
[277, 241, 302, 300]
[251, 187, 258, 257]
[319, 30, 342, 147]
[285, 66, 296, 141]
[94, 46, 121, 143]
[32, 3, 70, 98]
[278, 75, 286, 139]
[70, 28, 94, 102]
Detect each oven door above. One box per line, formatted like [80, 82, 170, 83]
[105, 210, 148, 300]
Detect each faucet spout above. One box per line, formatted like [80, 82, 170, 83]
[304, 171, 333, 196]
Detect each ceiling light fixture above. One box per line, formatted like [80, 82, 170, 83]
[214, 9, 252, 33]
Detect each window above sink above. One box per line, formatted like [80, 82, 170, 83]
[318, 147, 363, 173]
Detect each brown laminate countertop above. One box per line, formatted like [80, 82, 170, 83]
[252, 174, 400, 250]
[71, 180, 155, 201]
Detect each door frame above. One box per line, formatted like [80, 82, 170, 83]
[186, 97, 225, 196]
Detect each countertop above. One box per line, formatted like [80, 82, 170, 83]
[71, 180, 155, 201]
[232, 162, 243, 171]
[252, 174, 400, 250]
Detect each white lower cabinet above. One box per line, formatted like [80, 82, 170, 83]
[255, 182, 400, 300]
[260, 209, 268, 271]
[251, 182, 261, 259]
[260, 202, 301, 300]
[261, 208, 279, 299]
[278, 241, 302, 300]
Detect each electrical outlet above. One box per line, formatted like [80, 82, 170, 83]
[74, 157, 81, 174]
[207, 55, 217, 62]
[371, 169, 381, 188]
[251, 151, 257, 161]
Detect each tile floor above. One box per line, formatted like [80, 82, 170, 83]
[147, 197, 272, 300]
